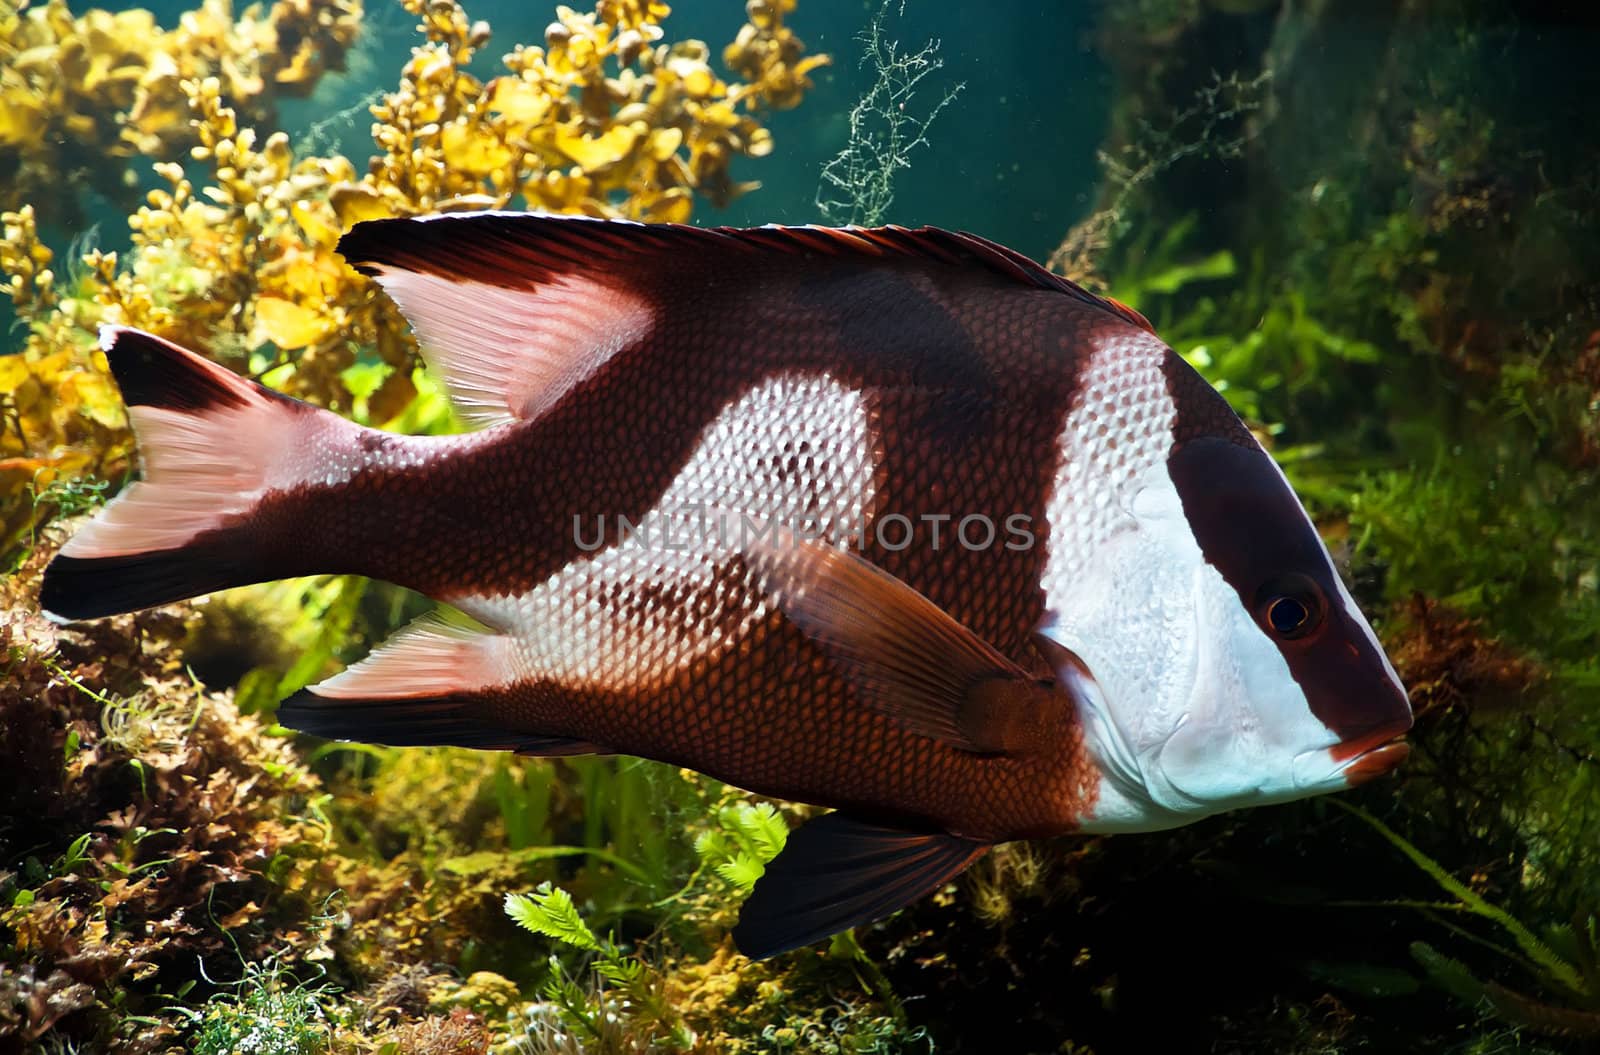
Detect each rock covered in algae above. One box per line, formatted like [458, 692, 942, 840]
[0, 532, 330, 1051]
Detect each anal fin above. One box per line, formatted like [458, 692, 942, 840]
[732, 812, 990, 959]
[278, 688, 601, 755]
[278, 687, 606, 756]
[275, 613, 609, 757]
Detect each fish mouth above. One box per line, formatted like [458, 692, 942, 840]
[1332, 720, 1414, 787]
[1339, 738, 1410, 786]
[1292, 721, 1413, 790]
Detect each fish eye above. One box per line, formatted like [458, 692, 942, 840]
[1267, 596, 1311, 635]
[1257, 575, 1324, 640]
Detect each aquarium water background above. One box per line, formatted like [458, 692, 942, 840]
[34, 1, 1108, 259]
[2, 1, 1598, 1053]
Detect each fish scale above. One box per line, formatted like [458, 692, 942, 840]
[1043, 327, 1177, 596]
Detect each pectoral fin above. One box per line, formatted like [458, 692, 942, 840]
[732, 812, 990, 959]
[743, 531, 1072, 755]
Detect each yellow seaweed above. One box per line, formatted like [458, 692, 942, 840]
[0, 0, 825, 560]
[0, 0, 362, 219]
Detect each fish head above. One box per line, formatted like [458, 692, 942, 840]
[1046, 433, 1412, 831]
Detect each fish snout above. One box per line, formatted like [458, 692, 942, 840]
[1323, 662, 1415, 787]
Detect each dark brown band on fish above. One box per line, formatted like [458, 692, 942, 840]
[1164, 434, 1411, 741]
[1159, 351, 1256, 449]
[312, 216, 1116, 621]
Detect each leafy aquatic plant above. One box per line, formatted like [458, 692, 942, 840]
[0, 537, 331, 1049]
[505, 882, 694, 1049]
[182, 954, 337, 1055]
[0, 0, 362, 219]
[495, 795, 930, 1053]
[1339, 801, 1600, 1039]
[691, 800, 788, 896]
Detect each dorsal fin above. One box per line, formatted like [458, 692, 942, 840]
[336, 214, 1152, 427]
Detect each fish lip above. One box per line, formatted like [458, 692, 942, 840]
[1330, 720, 1414, 763]
[1341, 739, 1410, 786]
[1291, 720, 1413, 790]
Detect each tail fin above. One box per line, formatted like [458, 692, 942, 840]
[40, 327, 359, 622]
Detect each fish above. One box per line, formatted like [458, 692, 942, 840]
[39, 213, 1414, 959]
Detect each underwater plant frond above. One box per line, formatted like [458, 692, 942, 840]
[1340, 800, 1600, 1037]
[692, 799, 788, 895]
[0, 0, 362, 221]
[815, 0, 963, 227]
[505, 883, 602, 953]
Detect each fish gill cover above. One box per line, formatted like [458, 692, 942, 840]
[1, 1, 1598, 1053]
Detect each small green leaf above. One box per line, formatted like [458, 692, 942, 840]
[594, 958, 643, 986]
[339, 359, 392, 401]
[1301, 958, 1421, 997]
[695, 801, 790, 894]
[232, 666, 285, 718]
[505, 883, 600, 951]
[54, 832, 92, 874]
[1411, 941, 1490, 1005]
[723, 802, 788, 863]
[714, 854, 766, 893]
